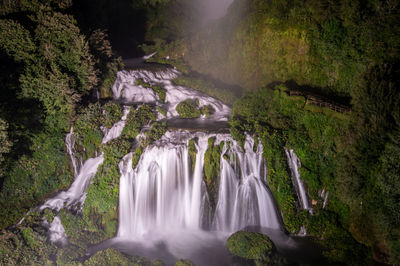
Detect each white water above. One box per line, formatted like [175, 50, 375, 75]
[117, 131, 281, 242]
[320, 188, 329, 209]
[284, 148, 311, 212]
[101, 105, 131, 144]
[111, 69, 231, 121]
[39, 105, 134, 243]
[66, 128, 79, 177]
[39, 154, 104, 212]
[213, 135, 280, 231]
[47, 216, 68, 246]
[40, 104, 134, 214]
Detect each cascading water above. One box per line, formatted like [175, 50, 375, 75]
[101, 105, 131, 144]
[117, 131, 281, 238]
[38, 105, 134, 244]
[285, 148, 312, 213]
[66, 127, 79, 177]
[39, 153, 104, 212]
[112, 68, 231, 121]
[111, 130, 282, 265]
[212, 135, 281, 232]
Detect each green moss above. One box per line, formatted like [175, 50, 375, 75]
[122, 104, 156, 139]
[152, 259, 165, 266]
[145, 122, 167, 144]
[226, 231, 274, 260]
[157, 106, 167, 117]
[74, 103, 104, 159]
[200, 105, 215, 118]
[43, 209, 55, 223]
[102, 102, 123, 128]
[176, 99, 201, 118]
[203, 137, 222, 210]
[0, 224, 58, 265]
[175, 259, 195, 266]
[188, 138, 197, 172]
[84, 249, 149, 266]
[132, 147, 143, 169]
[21, 228, 36, 248]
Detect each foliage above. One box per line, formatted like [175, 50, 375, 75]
[122, 104, 156, 139]
[84, 248, 150, 266]
[172, 100, 219, 119]
[188, 138, 197, 172]
[0, 219, 58, 265]
[73, 103, 103, 159]
[89, 29, 124, 99]
[82, 138, 131, 239]
[176, 99, 201, 118]
[0, 0, 120, 230]
[199, 105, 215, 118]
[230, 85, 375, 263]
[0, 119, 12, 176]
[203, 137, 222, 210]
[180, 0, 400, 97]
[102, 102, 123, 128]
[157, 106, 167, 117]
[175, 259, 195, 266]
[226, 231, 274, 260]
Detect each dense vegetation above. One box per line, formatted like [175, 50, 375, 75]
[144, 0, 400, 264]
[0, 0, 122, 229]
[0, 0, 399, 265]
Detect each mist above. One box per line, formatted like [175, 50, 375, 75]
[200, 0, 234, 22]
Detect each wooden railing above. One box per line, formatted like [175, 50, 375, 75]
[289, 90, 351, 113]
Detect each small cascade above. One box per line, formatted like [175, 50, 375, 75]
[111, 69, 231, 121]
[46, 216, 68, 246]
[101, 105, 131, 144]
[39, 154, 104, 212]
[284, 148, 312, 212]
[40, 105, 133, 214]
[66, 127, 79, 177]
[117, 131, 282, 240]
[320, 188, 329, 209]
[213, 135, 281, 231]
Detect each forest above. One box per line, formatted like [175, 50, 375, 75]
[0, 0, 399, 265]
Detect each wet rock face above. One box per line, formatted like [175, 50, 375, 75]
[226, 231, 274, 260]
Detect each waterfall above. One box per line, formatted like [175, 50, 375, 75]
[66, 127, 79, 177]
[213, 135, 281, 231]
[117, 131, 281, 240]
[39, 154, 104, 212]
[101, 105, 131, 144]
[284, 148, 311, 212]
[111, 69, 231, 121]
[45, 216, 68, 246]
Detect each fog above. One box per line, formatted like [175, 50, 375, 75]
[200, 0, 234, 22]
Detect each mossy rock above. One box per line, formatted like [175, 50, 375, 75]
[84, 248, 144, 265]
[176, 99, 201, 118]
[188, 138, 197, 172]
[200, 105, 215, 118]
[152, 259, 165, 266]
[175, 259, 195, 266]
[226, 231, 274, 260]
[203, 137, 222, 211]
